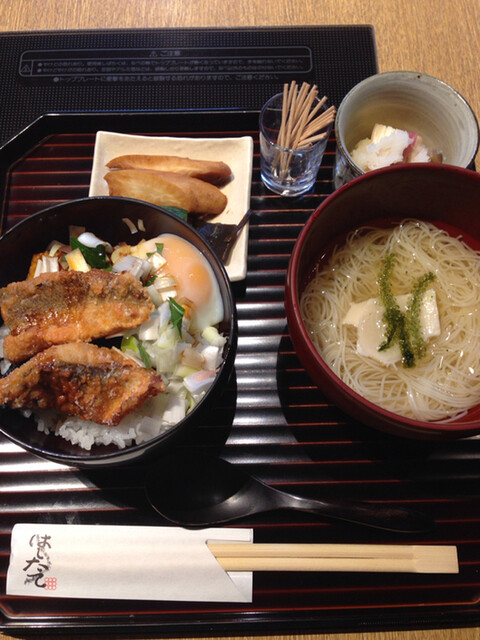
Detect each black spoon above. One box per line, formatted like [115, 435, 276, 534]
[146, 450, 433, 533]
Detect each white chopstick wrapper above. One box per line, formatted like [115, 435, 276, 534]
[6, 524, 253, 602]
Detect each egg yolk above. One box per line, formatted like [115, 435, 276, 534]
[156, 234, 213, 311]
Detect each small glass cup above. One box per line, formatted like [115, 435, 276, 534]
[259, 93, 332, 197]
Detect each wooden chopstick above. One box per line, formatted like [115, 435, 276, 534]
[207, 543, 459, 574]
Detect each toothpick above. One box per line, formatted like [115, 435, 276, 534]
[271, 82, 336, 180]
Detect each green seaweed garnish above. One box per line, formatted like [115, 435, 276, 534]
[405, 271, 436, 359]
[377, 254, 404, 350]
[377, 253, 436, 368]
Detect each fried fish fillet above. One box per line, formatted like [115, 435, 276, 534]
[106, 154, 232, 185]
[0, 269, 154, 363]
[104, 169, 228, 216]
[0, 342, 165, 426]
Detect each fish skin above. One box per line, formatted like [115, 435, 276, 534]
[0, 342, 165, 426]
[0, 269, 154, 363]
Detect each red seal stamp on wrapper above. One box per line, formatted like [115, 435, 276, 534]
[44, 577, 57, 591]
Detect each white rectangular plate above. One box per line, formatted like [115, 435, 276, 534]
[89, 131, 254, 281]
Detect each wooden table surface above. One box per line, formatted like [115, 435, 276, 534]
[0, 1, 479, 639]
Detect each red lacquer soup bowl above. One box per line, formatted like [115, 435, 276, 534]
[286, 164, 480, 439]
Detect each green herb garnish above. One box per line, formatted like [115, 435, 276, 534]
[377, 253, 435, 368]
[168, 297, 185, 337]
[120, 335, 151, 368]
[137, 340, 152, 369]
[144, 274, 157, 287]
[70, 237, 108, 269]
[147, 244, 164, 260]
[163, 207, 188, 221]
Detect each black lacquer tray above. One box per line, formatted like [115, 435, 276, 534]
[0, 26, 479, 637]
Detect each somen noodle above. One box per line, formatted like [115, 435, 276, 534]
[300, 219, 480, 421]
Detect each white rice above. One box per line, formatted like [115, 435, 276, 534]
[34, 394, 180, 451]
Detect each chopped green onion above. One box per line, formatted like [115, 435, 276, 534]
[70, 237, 108, 269]
[122, 217, 137, 234]
[121, 335, 138, 353]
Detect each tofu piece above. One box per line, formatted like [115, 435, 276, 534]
[343, 289, 440, 365]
